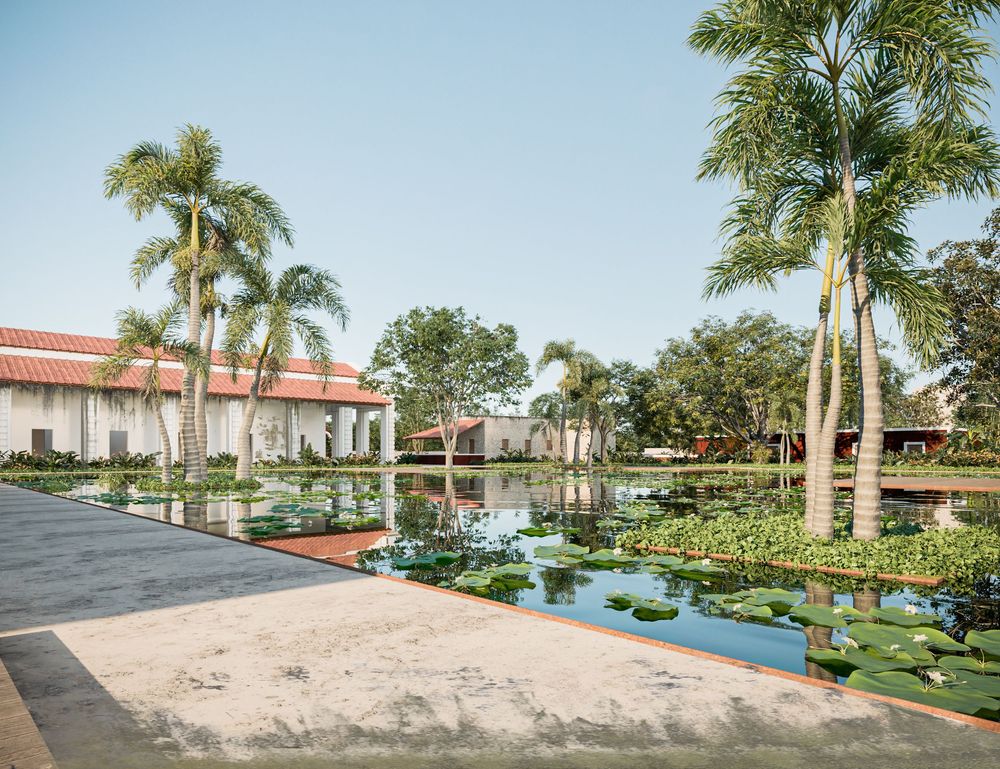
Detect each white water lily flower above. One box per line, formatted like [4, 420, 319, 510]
[912, 634, 929, 644]
[701, 558, 712, 566]
[845, 638, 860, 649]
[701, 581, 711, 586]
[904, 604, 918, 615]
[613, 547, 623, 556]
[832, 608, 844, 615]
[926, 670, 948, 685]
[889, 644, 902, 651]
[612, 568, 622, 574]
[542, 522, 553, 529]
[733, 603, 743, 611]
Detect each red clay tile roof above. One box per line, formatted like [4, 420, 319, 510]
[403, 418, 483, 441]
[0, 354, 389, 406]
[0, 326, 359, 377]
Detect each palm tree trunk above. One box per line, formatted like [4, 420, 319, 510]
[802, 581, 837, 683]
[194, 307, 215, 479]
[812, 286, 843, 539]
[804, 255, 832, 531]
[833, 79, 882, 539]
[154, 401, 172, 484]
[559, 378, 568, 464]
[850, 256, 884, 539]
[181, 208, 202, 483]
[235, 358, 264, 480]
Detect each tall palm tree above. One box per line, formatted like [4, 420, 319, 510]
[692, 2, 1000, 537]
[89, 303, 202, 482]
[536, 339, 577, 463]
[106, 124, 293, 483]
[222, 264, 349, 480]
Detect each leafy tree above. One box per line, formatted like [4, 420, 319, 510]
[222, 264, 349, 479]
[656, 312, 809, 450]
[928, 207, 1000, 424]
[90, 303, 203, 482]
[691, 1, 1000, 539]
[105, 125, 293, 483]
[528, 391, 563, 454]
[887, 387, 947, 428]
[360, 307, 531, 468]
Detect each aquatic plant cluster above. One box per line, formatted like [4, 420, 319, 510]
[616, 512, 1000, 587]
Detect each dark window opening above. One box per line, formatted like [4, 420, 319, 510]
[31, 429, 52, 456]
[109, 430, 128, 457]
[468, 438, 476, 454]
[524, 439, 531, 454]
[501, 438, 510, 451]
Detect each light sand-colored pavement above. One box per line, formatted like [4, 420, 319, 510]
[1, 483, 998, 769]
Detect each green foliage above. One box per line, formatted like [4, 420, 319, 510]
[135, 474, 262, 492]
[845, 670, 1000, 719]
[489, 448, 547, 464]
[617, 512, 1000, 586]
[604, 591, 679, 622]
[360, 306, 531, 464]
[0, 450, 161, 472]
[392, 551, 462, 570]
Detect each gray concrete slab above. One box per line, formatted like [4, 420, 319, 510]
[1, 482, 998, 769]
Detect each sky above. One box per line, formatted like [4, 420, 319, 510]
[2, 1, 999, 409]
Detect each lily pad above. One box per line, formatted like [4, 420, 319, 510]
[926, 668, 1000, 698]
[733, 587, 799, 614]
[604, 592, 678, 622]
[640, 554, 685, 567]
[848, 624, 969, 664]
[579, 549, 638, 568]
[805, 647, 919, 676]
[669, 561, 726, 581]
[516, 526, 580, 537]
[392, 551, 462, 570]
[453, 573, 491, 588]
[868, 606, 942, 627]
[965, 630, 1000, 659]
[845, 671, 1000, 718]
[790, 604, 863, 628]
[534, 543, 590, 559]
[937, 655, 1000, 675]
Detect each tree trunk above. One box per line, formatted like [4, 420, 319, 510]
[235, 359, 265, 480]
[802, 581, 837, 683]
[805, 247, 834, 530]
[850, 255, 884, 540]
[585, 416, 594, 470]
[559, 382, 568, 464]
[439, 417, 456, 469]
[811, 287, 843, 539]
[572, 414, 581, 465]
[181, 208, 202, 483]
[194, 306, 215, 479]
[154, 401, 172, 484]
[833, 79, 882, 539]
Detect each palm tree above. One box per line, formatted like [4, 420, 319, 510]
[692, 2, 1000, 537]
[89, 303, 202, 483]
[222, 264, 349, 480]
[536, 339, 577, 463]
[105, 124, 293, 483]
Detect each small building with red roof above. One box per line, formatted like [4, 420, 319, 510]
[0, 326, 394, 463]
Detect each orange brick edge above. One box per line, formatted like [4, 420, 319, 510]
[634, 544, 946, 587]
[17, 484, 997, 735]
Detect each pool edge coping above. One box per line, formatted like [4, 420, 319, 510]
[4, 482, 1000, 737]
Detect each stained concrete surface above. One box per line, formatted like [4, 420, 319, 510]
[1, 483, 998, 769]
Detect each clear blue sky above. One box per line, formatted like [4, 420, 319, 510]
[2, 1, 998, 407]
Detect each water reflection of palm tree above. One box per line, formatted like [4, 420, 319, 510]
[159, 502, 172, 523]
[183, 500, 207, 531]
[853, 588, 881, 613]
[802, 580, 837, 682]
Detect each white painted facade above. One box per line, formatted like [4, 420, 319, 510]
[0, 328, 395, 463]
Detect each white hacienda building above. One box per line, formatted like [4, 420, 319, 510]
[0, 327, 394, 463]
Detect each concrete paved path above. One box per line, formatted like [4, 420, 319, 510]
[1, 483, 998, 769]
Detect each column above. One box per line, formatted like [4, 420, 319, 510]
[82, 392, 98, 461]
[355, 409, 370, 455]
[228, 399, 243, 454]
[379, 402, 395, 463]
[0, 386, 10, 454]
[333, 406, 352, 458]
[380, 471, 396, 530]
[286, 402, 301, 461]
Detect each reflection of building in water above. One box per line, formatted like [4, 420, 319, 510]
[399, 472, 618, 513]
[880, 488, 966, 529]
